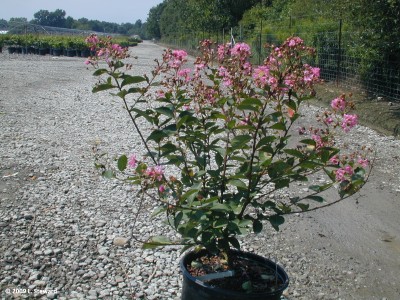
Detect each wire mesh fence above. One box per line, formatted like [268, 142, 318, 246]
[160, 22, 400, 102]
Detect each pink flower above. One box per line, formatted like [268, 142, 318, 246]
[145, 165, 164, 181]
[156, 90, 165, 98]
[158, 185, 166, 193]
[243, 62, 252, 75]
[329, 155, 340, 165]
[331, 97, 346, 112]
[335, 168, 346, 182]
[128, 154, 137, 168]
[239, 116, 249, 125]
[287, 37, 304, 47]
[231, 43, 251, 58]
[344, 165, 354, 175]
[358, 158, 369, 168]
[178, 68, 191, 82]
[172, 49, 187, 60]
[341, 114, 358, 132]
[312, 134, 324, 149]
[217, 44, 226, 60]
[303, 65, 320, 83]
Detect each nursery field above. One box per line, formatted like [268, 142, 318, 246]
[0, 41, 399, 299]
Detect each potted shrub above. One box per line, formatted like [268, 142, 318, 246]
[85, 35, 371, 299]
[64, 37, 77, 57]
[37, 37, 50, 55]
[50, 37, 64, 56]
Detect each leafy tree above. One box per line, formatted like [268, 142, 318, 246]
[32, 9, 67, 27]
[0, 19, 8, 29]
[146, 1, 166, 38]
[7, 17, 28, 33]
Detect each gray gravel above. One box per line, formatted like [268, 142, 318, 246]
[1, 42, 399, 300]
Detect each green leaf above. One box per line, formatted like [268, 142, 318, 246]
[242, 281, 252, 291]
[269, 215, 285, 231]
[253, 219, 263, 233]
[155, 106, 174, 118]
[284, 149, 304, 158]
[121, 75, 147, 87]
[114, 60, 124, 69]
[147, 129, 169, 143]
[300, 139, 316, 146]
[93, 68, 108, 76]
[237, 99, 261, 111]
[117, 155, 128, 171]
[231, 135, 252, 149]
[174, 211, 183, 229]
[214, 219, 228, 228]
[102, 170, 114, 179]
[256, 136, 276, 149]
[309, 185, 321, 192]
[151, 206, 166, 217]
[92, 83, 115, 93]
[130, 108, 153, 123]
[270, 122, 286, 130]
[273, 178, 290, 189]
[142, 236, 173, 249]
[210, 203, 230, 212]
[228, 237, 241, 250]
[227, 179, 247, 189]
[305, 195, 324, 202]
[296, 203, 310, 211]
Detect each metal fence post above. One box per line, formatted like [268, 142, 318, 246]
[336, 19, 342, 86]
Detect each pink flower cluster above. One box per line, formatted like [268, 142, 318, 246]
[84, 34, 129, 66]
[218, 66, 233, 87]
[253, 65, 278, 90]
[303, 64, 320, 83]
[128, 154, 137, 168]
[230, 43, 251, 59]
[168, 50, 188, 68]
[85, 34, 99, 50]
[331, 155, 369, 182]
[331, 96, 346, 111]
[177, 68, 191, 82]
[335, 165, 354, 182]
[145, 165, 164, 182]
[286, 37, 304, 48]
[341, 114, 358, 132]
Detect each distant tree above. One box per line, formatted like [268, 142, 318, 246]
[65, 16, 74, 29]
[146, 2, 166, 39]
[8, 17, 28, 33]
[32, 9, 67, 27]
[0, 19, 8, 29]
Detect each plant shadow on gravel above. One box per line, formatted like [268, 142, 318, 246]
[314, 81, 400, 138]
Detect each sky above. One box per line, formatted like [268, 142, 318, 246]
[0, 0, 164, 24]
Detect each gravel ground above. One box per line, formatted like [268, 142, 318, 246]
[0, 41, 399, 300]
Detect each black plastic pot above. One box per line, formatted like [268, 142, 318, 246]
[180, 249, 289, 300]
[52, 48, 62, 56]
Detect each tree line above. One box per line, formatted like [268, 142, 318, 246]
[146, 0, 399, 65]
[1, 0, 398, 67]
[0, 9, 147, 38]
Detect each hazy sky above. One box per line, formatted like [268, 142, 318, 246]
[0, 0, 164, 23]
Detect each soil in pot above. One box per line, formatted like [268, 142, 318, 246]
[181, 249, 289, 300]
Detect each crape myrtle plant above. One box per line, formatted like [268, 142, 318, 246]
[85, 34, 371, 264]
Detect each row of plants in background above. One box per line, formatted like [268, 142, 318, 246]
[0, 34, 141, 56]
